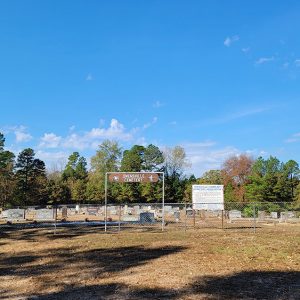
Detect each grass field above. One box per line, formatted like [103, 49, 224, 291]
[0, 226, 300, 299]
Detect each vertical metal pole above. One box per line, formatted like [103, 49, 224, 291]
[105, 173, 108, 232]
[193, 208, 196, 229]
[221, 210, 224, 230]
[184, 203, 187, 232]
[54, 206, 57, 235]
[118, 204, 121, 232]
[253, 204, 256, 233]
[162, 172, 165, 232]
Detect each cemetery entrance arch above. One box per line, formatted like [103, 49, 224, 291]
[104, 172, 165, 231]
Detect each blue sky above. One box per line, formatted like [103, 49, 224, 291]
[1, 0, 300, 176]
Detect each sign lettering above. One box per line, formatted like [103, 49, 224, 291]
[108, 173, 159, 183]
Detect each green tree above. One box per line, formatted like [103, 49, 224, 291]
[47, 180, 71, 204]
[245, 156, 297, 202]
[198, 170, 223, 185]
[90, 140, 122, 174]
[163, 146, 190, 203]
[62, 152, 88, 202]
[15, 148, 48, 205]
[143, 144, 164, 171]
[118, 144, 164, 202]
[88, 140, 122, 202]
[121, 145, 145, 172]
[0, 133, 15, 207]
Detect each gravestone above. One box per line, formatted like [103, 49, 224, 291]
[1, 210, 8, 218]
[87, 207, 98, 216]
[109, 207, 117, 215]
[140, 212, 155, 224]
[258, 211, 266, 221]
[121, 215, 139, 222]
[133, 205, 141, 215]
[36, 209, 54, 220]
[270, 212, 278, 219]
[6, 209, 25, 221]
[229, 210, 242, 219]
[164, 206, 172, 212]
[174, 211, 180, 222]
[287, 211, 295, 218]
[186, 208, 194, 217]
[62, 206, 68, 218]
[123, 205, 128, 215]
[281, 211, 295, 221]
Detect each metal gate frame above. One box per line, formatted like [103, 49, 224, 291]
[104, 172, 165, 232]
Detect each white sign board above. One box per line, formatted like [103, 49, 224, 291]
[192, 185, 224, 210]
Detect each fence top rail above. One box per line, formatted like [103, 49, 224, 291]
[105, 172, 165, 174]
[1, 201, 298, 209]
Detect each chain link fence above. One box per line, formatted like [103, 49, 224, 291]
[0, 202, 299, 234]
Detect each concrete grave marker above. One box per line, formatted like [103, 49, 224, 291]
[6, 209, 25, 221]
[174, 211, 180, 222]
[186, 208, 194, 217]
[229, 210, 242, 219]
[62, 206, 68, 218]
[121, 215, 139, 222]
[87, 207, 98, 216]
[258, 211, 266, 221]
[270, 212, 278, 219]
[36, 209, 54, 220]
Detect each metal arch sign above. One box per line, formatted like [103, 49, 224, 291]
[108, 172, 159, 183]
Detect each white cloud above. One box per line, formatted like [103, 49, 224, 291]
[35, 150, 69, 171]
[143, 117, 158, 129]
[184, 142, 266, 177]
[242, 47, 250, 53]
[86, 73, 93, 81]
[207, 106, 271, 125]
[184, 142, 240, 176]
[153, 100, 164, 108]
[255, 56, 274, 65]
[294, 59, 300, 67]
[39, 118, 134, 150]
[169, 121, 177, 126]
[283, 62, 289, 68]
[39, 133, 62, 148]
[224, 35, 239, 47]
[285, 132, 300, 143]
[69, 125, 76, 132]
[11, 125, 33, 143]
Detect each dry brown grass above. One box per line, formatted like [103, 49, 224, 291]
[0, 226, 300, 299]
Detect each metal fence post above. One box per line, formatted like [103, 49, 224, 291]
[118, 204, 121, 232]
[54, 206, 57, 235]
[162, 173, 165, 232]
[253, 203, 256, 233]
[221, 209, 224, 230]
[193, 208, 196, 229]
[104, 173, 108, 232]
[184, 203, 187, 232]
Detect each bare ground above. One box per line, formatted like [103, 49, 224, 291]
[0, 225, 300, 299]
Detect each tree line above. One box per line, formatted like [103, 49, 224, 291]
[0, 132, 299, 207]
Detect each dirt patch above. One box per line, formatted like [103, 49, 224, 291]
[0, 227, 299, 299]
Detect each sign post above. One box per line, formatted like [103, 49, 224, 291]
[104, 172, 165, 232]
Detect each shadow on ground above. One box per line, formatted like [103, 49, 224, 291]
[25, 271, 300, 300]
[0, 225, 165, 242]
[0, 244, 186, 299]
